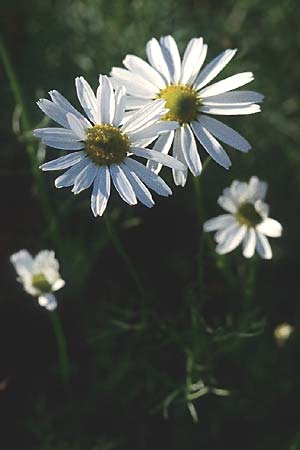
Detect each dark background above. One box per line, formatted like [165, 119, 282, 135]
[1, 0, 300, 449]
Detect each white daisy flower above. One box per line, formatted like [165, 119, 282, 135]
[203, 177, 282, 259]
[111, 36, 263, 186]
[10, 250, 65, 310]
[34, 75, 184, 216]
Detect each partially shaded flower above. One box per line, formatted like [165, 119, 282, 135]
[34, 75, 184, 216]
[111, 35, 263, 186]
[10, 250, 65, 310]
[203, 177, 282, 259]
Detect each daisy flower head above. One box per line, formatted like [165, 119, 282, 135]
[10, 250, 65, 310]
[34, 76, 184, 217]
[111, 36, 264, 186]
[203, 177, 282, 259]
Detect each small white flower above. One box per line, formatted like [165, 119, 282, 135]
[10, 250, 65, 310]
[111, 36, 263, 186]
[34, 75, 184, 216]
[203, 177, 282, 259]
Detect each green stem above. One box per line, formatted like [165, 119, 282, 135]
[243, 256, 258, 309]
[50, 310, 71, 389]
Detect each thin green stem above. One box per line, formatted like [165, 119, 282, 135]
[50, 310, 71, 389]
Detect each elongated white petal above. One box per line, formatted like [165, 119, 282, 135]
[172, 127, 188, 187]
[130, 121, 178, 143]
[37, 99, 69, 128]
[200, 104, 261, 115]
[255, 232, 272, 259]
[40, 137, 85, 151]
[249, 176, 268, 201]
[216, 224, 246, 254]
[67, 113, 88, 139]
[201, 90, 264, 105]
[195, 49, 237, 90]
[131, 147, 185, 171]
[256, 218, 282, 237]
[181, 124, 202, 176]
[72, 161, 98, 194]
[55, 158, 89, 188]
[160, 35, 181, 84]
[199, 72, 254, 98]
[121, 163, 154, 208]
[198, 115, 251, 152]
[75, 76, 97, 123]
[215, 221, 238, 244]
[111, 68, 157, 98]
[113, 85, 127, 127]
[52, 279, 65, 291]
[123, 54, 166, 90]
[191, 121, 231, 169]
[125, 158, 171, 196]
[40, 151, 86, 171]
[34, 127, 80, 142]
[203, 214, 235, 232]
[217, 194, 238, 213]
[125, 96, 150, 110]
[243, 227, 256, 258]
[110, 164, 137, 205]
[147, 130, 174, 173]
[38, 293, 57, 311]
[10, 250, 33, 278]
[122, 98, 166, 134]
[180, 38, 206, 86]
[96, 75, 115, 124]
[49, 90, 91, 126]
[146, 38, 171, 84]
[91, 166, 111, 217]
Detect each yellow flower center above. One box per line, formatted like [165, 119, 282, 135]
[235, 202, 262, 227]
[32, 273, 51, 293]
[158, 84, 200, 124]
[85, 124, 130, 166]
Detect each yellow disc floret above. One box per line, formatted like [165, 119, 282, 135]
[85, 124, 130, 166]
[235, 202, 262, 227]
[158, 84, 200, 124]
[32, 273, 51, 293]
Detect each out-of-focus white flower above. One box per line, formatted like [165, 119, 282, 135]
[274, 322, 294, 346]
[203, 177, 282, 259]
[34, 75, 185, 217]
[111, 35, 263, 186]
[10, 250, 65, 310]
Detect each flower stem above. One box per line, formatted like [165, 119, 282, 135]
[50, 310, 71, 389]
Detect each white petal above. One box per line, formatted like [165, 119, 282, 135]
[125, 96, 150, 110]
[199, 72, 254, 98]
[172, 127, 188, 187]
[217, 194, 238, 213]
[147, 131, 174, 173]
[34, 127, 80, 142]
[200, 104, 261, 115]
[49, 90, 91, 126]
[191, 121, 231, 169]
[75, 76, 97, 123]
[125, 158, 171, 196]
[113, 85, 127, 127]
[91, 166, 111, 217]
[180, 38, 206, 86]
[131, 147, 185, 171]
[197, 115, 251, 152]
[146, 38, 171, 84]
[10, 250, 33, 278]
[52, 279, 65, 291]
[67, 113, 89, 140]
[216, 224, 247, 254]
[72, 161, 98, 194]
[255, 200, 269, 219]
[120, 163, 154, 208]
[201, 90, 264, 105]
[255, 232, 272, 259]
[40, 151, 86, 171]
[195, 49, 237, 90]
[37, 99, 69, 128]
[215, 221, 238, 244]
[55, 158, 89, 188]
[256, 218, 282, 237]
[38, 293, 57, 311]
[242, 228, 256, 258]
[96, 75, 115, 124]
[181, 124, 202, 176]
[129, 121, 178, 143]
[110, 164, 137, 205]
[111, 68, 157, 98]
[38, 137, 85, 151]
[248, 176, 268, 201]
[159, 35, 181, 84]
[122, 98, 166, 134]
[203, 214, 235, 232]
[123, 54, 166, 90]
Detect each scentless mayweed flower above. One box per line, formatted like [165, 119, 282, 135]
[34, 75, 185, 216]
[203, 177, 282, 259]
[111, 36, 263, 186]
[10, 250, 65, 310]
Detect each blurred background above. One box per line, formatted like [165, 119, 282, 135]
[1, 0, 300, 449]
